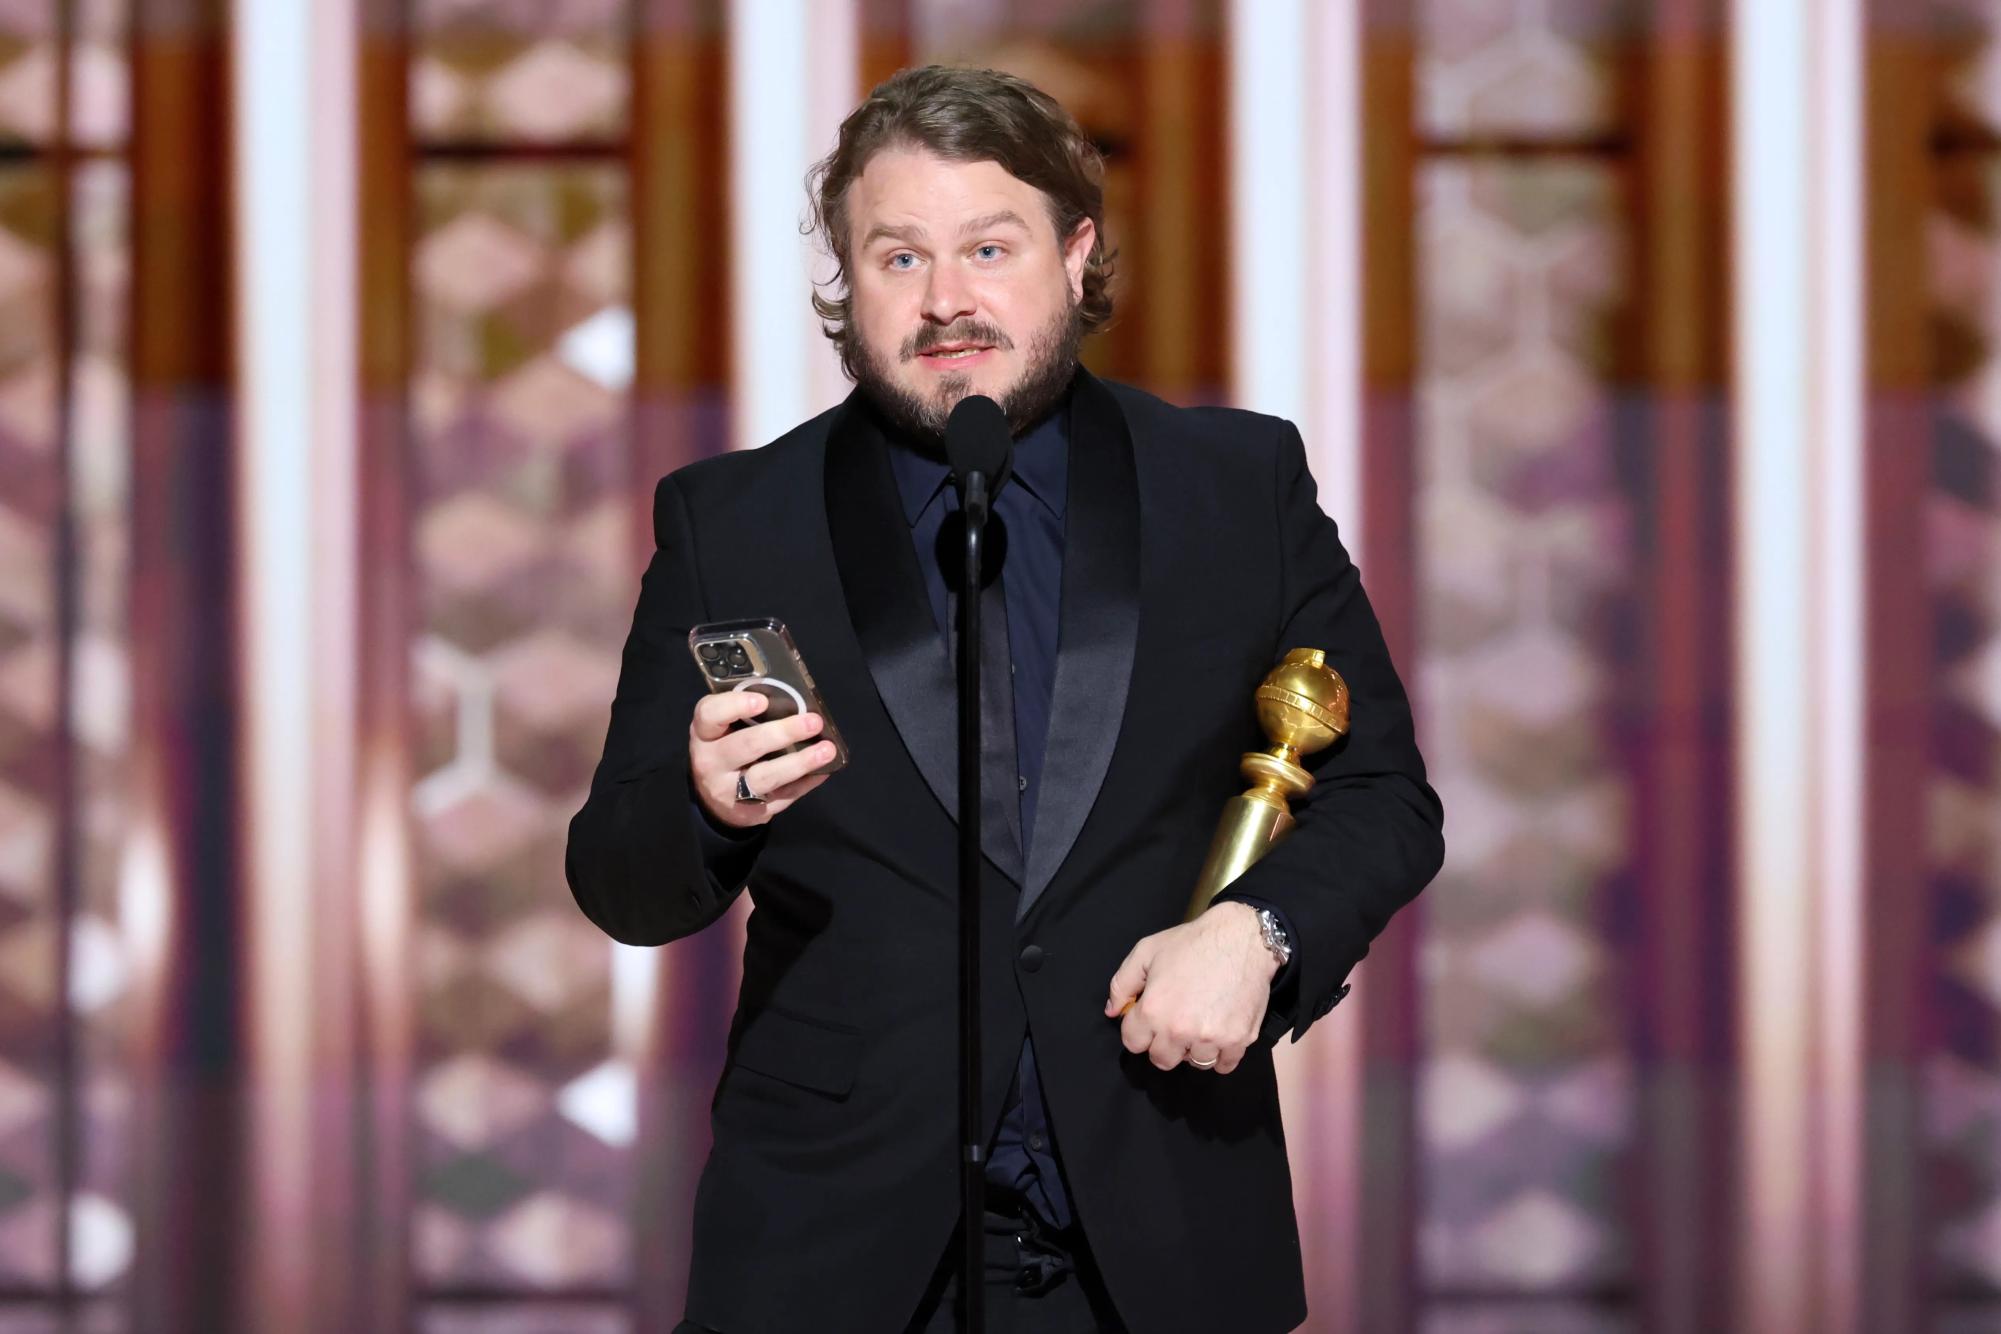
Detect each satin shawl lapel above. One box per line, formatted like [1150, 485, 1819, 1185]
[824, 397, 1025, 885]
[1018, 369, 1141, 918]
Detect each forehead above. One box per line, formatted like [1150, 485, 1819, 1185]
[847, 147, 1051, 240]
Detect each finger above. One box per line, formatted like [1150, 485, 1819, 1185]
[1186, 1045, 1222, 1072]
[1148, 1032, 1187, 1072]
[1213, 1050, 1242, 1076]
[713, 712, 823, 772]
[691, 690, 767, 743]
[695, 774, 769, 830]
[755, 769, 833, 811]
[743, 740, 837, 799]
[1105, 940, 1154, 1016]
[1119, 1009, 1154, 1056]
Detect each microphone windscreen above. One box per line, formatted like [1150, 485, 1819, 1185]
[944, 395, 1013, 497]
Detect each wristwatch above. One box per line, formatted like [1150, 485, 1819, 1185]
[1254, 906, 1292, 970]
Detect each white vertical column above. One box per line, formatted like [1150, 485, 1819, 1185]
[1230, 0, 1362, 534]
[1229, 0, 1310, 431]
[1811, 0, 1867, 1325]
[1731, 0, 1865, 1328]
[234, 0, 357, 1327]
[1230, 3, 1368, 1329]
[1732, 37, 1814, 1334]
[1304, 7, 1368, 1323]
[1309, 2, 1366, 550]
[808, 1, 862, 416]
[728, 0, 859, 454]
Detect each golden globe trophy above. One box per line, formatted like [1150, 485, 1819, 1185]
[1182, 648, 1350, 920]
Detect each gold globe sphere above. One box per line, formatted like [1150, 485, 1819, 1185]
[1253, 647, 1351, 760]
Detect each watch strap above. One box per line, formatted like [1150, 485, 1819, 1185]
[1254, 906, 1292, 968]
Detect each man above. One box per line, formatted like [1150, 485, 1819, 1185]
[566, 64, 1443, 1334]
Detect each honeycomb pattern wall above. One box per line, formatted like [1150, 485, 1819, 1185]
[414, 0, 630, 145]
[0, 0, 133, 1316]
[1930, 1, 2001, 1309]
[1415, 4, 1646, 1328]
[408, 162, 640, 1300]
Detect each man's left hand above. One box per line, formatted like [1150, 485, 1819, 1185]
[1104, 902, 1278, 1075]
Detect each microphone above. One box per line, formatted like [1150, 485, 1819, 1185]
[944, 395, 1013, 510]
[937, 395, 1012, 585]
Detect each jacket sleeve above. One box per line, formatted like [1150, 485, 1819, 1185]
[1224, 421, 1446, 1043]
[565, 472, 767, 945]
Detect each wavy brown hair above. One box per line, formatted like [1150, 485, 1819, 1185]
[804, 64, 1117, 382]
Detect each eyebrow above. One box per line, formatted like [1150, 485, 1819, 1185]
[861, 209, 1032, 250]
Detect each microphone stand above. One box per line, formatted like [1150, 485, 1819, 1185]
[955, 471, 990, 1334]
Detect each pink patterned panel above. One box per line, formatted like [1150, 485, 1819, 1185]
[0, 158, 130, 1296]
[1926, 151, 2001, 1305]
[65, 159, 134, 1296]
[1418, 0, 1643, 140]
[413, 0, 630, 144]
[410, 163, 637, 1291]
[1415, 157, 1636, 1303]
[0, 0, 125, 145]
[69, 0, 128, 148]
[0, 2, 50, 143]
[1940, 0, 2001, 139]
[0, 163, 57, 1289]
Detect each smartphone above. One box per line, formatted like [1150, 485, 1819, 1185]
[687, 618, 849, 776]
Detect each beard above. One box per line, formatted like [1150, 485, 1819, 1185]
[851, 292, 1083, 446]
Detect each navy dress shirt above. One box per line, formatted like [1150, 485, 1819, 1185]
[695, 384, 1297, 1233]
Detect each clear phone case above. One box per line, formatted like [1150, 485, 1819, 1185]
[687, 618, 849, 775]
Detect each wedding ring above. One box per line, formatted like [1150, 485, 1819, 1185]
[735, 772, 765, 804]
[1189, 1056, 1218, 1070]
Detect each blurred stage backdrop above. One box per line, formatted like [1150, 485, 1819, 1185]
[0, 0, 1992, 1331]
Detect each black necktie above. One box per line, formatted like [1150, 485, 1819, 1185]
[948, 566, 1024, 882]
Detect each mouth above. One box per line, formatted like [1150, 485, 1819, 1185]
[917, 343, 996, 369]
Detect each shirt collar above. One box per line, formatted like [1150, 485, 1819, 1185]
[884, 388, 1071, 528]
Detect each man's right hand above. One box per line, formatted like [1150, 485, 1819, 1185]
[689, 691, 837, 828]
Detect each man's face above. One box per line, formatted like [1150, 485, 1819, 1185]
[844, 146, 1095, 439]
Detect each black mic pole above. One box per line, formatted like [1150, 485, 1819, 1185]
[944, 392, 1010, 1332]
[956, 468, 988, 1334]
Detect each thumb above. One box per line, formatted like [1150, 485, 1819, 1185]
[1105, 938, 1155, 1016]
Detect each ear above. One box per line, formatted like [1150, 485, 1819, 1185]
[1061, 217, 1096, 304]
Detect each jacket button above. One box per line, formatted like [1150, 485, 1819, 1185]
[1018, 944, 1044, 973]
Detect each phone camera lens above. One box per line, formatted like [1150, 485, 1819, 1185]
[727, 645, 753, 674]
[697, 643, 722, 663]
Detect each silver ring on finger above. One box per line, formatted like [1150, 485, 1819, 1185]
[735, 771, 766, 804]
[1189, 1055, 1218, 1070]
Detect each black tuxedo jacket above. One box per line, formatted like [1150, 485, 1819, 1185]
[566, 369, 1444, 1334]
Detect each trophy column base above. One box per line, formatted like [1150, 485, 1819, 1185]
[1185, 792, 1295, 920]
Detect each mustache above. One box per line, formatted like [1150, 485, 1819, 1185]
[902, 322, 1013, 359]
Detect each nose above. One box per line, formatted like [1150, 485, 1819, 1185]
[921, 261, 976, 327]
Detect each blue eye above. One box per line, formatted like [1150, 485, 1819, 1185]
[889, 252, 917, 270]
[975, 244, 1002, 260]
